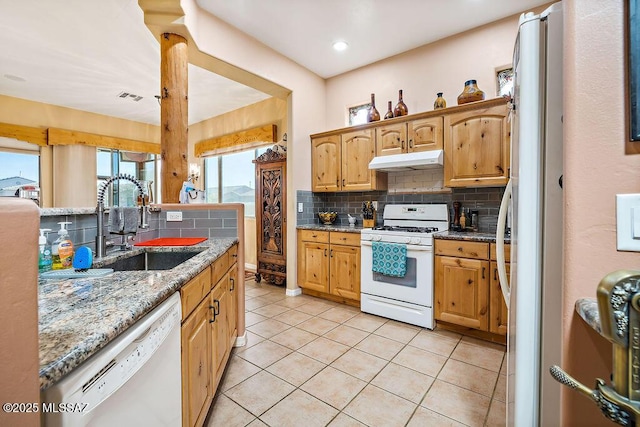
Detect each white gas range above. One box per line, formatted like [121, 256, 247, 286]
[360, 204, 449, 329]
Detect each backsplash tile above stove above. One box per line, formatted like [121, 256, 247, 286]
[296, 187, 504, 233]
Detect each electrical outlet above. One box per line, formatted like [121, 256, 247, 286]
[372, 201, 379, 210]
[298, 202, 304, 213]
[166, 211, 182, 222]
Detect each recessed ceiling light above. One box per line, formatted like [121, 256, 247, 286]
[332, 41, 348, 52]
[4, 74, 26, 82]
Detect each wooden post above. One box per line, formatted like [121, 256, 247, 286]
[160, 33, 188, 203]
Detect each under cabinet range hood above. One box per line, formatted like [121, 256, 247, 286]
[368, 149, 444, 172]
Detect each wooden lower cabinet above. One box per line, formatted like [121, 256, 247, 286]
[435, 255, 489, 330]
[297, 230, 360, 304]
[180, 244, 239, 427]
[434, 239, 509, 338]
[489, 261, 509, 335]
[329, 244, 361, 300]
[181, 296, 212, 427]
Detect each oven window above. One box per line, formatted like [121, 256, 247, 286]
[372, 258, 417, 288]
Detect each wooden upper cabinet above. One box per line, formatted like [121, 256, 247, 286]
[409, 116, 443, 152]
[341, 129, 378, 191]
[375, 116, 443, 157]
[444, 103, 510, 187]
[376, 123, 407, 156]
[311, 135, 341, 192]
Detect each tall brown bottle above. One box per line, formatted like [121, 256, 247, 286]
[367, 93, 380, 122]
[384, 101, 394, 119]
[394, 89, 408, 117]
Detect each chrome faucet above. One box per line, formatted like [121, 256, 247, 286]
[96, 174, 148, 258]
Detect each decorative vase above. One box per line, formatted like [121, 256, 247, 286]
[457, 80, 485, 105]
[393, 89, 408, 117]
[434, 92, 447, 109]
[367, 93, 380, 122]
[384, 101, 394, 119]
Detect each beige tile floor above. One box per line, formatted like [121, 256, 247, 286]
[206, 280, 507, 427]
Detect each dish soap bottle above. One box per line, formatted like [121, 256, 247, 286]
[38, 229, 52, 273]
[52, 222, 74, 270]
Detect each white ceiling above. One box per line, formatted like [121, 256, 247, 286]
[0, 0, 549, 128]
[197, 0, 550, 78]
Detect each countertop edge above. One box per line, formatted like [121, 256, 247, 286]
[297, 224, 363, 233]
[434, 231, 511, 243]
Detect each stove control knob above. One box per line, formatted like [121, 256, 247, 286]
[374, 235, 382, 242]
[404, 237, 411, 244]
[410, 237, 420, 245]
[362, 235, 371, 241]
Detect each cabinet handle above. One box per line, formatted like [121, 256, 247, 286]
[330, 249, 334, 258]
[401, 140, 405, 149]
[209, 304, 218, 323]
[494, 268, 498, 281]
[312, 234, 317, 238]
[482, 267, 486, 279]
[409, 139, 413, 148]
[231, 253, 238, 258]
[324, 248, 327, 257]
[336, 179, 339, 187]
[230, 277, 235, 291]
[342, 179, 345, 187]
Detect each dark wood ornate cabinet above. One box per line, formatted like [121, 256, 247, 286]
[253, 148, 286, 285]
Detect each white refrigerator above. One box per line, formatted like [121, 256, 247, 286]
[496, 2, 564, 426]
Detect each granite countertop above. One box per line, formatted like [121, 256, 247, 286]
[38, 237, 237, 390]
[575, 298, 601, 335]
[297, 224, 363, 233]
[434, 230, 511, 244]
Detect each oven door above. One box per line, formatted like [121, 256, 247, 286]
[360, 240, 433, 306]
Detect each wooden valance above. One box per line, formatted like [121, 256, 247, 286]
[0, 122, 47, 146]
[47, 128, 161, 154]
[195, 124, 276, 157]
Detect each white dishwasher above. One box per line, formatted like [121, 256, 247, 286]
[43, 292, 182, 427]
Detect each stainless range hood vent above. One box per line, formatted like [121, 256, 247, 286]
[368, 149, 444, 172]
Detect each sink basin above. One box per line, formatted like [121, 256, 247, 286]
[103, 250, 203, 271]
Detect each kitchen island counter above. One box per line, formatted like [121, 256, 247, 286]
[38, 238, 238, 390]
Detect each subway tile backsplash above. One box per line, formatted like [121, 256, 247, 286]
[297, 187, 504, 233]
[40, 208, 238, 253]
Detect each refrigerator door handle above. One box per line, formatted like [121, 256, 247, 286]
[496, 178, 512, 308]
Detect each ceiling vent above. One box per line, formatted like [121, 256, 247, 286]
[117, 91, 143, 102]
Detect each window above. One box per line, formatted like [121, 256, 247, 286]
[204, 146, 269, 217]
[97, 149, 157, 207]
[0, 150, 40, 204]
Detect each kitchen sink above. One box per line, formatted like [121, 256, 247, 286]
[103, 250, 204, 271]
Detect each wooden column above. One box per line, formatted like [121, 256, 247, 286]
[160, 33, 188, 203]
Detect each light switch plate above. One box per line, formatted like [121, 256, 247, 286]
[616, 194, 640, 251]
[166, 211, 182, 222]
[298, 202, 304, 213]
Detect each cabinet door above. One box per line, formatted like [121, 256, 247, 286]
[408, 116, 443, 152]
[375, 123, 407, 156]
[311, 135, 341, 192]
[298, 241, 329, 293]
[210, 280, 228, 389]
[489, 261, 509, 335]
[329, 244, 361, 301]
[341, 129, 377, 191]
[435, 255, 489, 330]
[181, 296, 212, 427]
[227, 263, 238, 346]
[444, 103, 510, 187]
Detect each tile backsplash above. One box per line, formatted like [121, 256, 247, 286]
[297, 187, 504, 233]
[40, 208, 238, 253]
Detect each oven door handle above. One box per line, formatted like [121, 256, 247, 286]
[360, 241, 433, 252]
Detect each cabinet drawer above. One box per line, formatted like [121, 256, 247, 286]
[329, 232, 360, 246]
[299, 230, 329, 243]
[211, 252, 230, 286]
[434, 240, 489, 260]
[490, 243, 511, 262]
[228, 244, 238, 265]
[180, 267, 212, 321]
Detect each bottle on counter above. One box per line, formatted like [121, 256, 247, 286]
[460, 209, 467, 229]
[384, 101, 394, 119]
[471, 210, 479, 232]
[51, 222, 74, 270]
[394, 89, 408, 117]
[38, 228, 52, 273]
